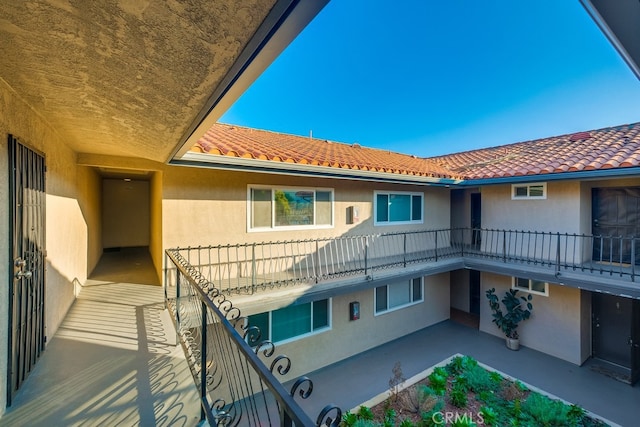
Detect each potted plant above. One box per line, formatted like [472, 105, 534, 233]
[486, 288, 533, 350]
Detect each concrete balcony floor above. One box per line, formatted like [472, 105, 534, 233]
[1, 248, 201, 426]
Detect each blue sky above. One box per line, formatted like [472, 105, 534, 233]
[220, 1, 640, 157]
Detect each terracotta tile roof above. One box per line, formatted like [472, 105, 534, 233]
[429, 123, 640, 180]
[192, 123, 459, 179]
[191, 122, 640, 182]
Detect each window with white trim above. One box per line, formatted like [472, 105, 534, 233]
[248, 186, 333, 231]
[374, 191, 423, 225]
[512, 277, 548, 296]
[246, 299, 331, 344]
[375, 277, 424, 314]
[511, 183, 546, 200]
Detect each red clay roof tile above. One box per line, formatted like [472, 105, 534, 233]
[191, 122, 640, 181]
[192, 123, 459, 179]
[430, 122, 640, 179]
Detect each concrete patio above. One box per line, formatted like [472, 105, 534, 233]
[2, 257, 638, 426]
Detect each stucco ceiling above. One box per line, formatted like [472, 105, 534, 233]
[0, 0, 323, 163]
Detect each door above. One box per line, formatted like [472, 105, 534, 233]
[592, 188, 640, 265]
[632, 300, 640, 385]
[470, 193, 481, 248]
[592, 293, 632, 376]
[469, 269, 480, 316]
[7, 135, 46, 405]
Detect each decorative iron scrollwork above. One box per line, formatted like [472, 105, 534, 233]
[270, 354, 291, 376]
[254, 340, 275, 357]
[290, 376, 313, 399]
[316, 405, 342, 427]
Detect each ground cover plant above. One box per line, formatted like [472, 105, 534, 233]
[341, 356, 609, 427]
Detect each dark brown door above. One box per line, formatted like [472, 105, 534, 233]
[592, 293, 632, 376]
[7, 135, 46, 405]
[470, 193, 481, 247]
[592, 187, 640, 264]
[631, 300, 640, 385]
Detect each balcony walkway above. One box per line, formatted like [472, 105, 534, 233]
[3, 247, 638, 426]
[0, 249, 201, 427]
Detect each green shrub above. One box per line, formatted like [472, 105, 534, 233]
[427, 369, 448, 396]
[399, 419, 414, 427]
[446, 355, 478, 376]
[357, 406, 374, 421]
[522, 392, 573, 426]
[479, 406, 498, 426]
[463, 364, 498, 393]
[488, 371, 503, 385]
[341, 411, 358, 427]
[450, 382, 468, 408]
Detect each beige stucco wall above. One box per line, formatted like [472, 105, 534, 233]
[149, 171, 163, 282]
[78, 166, 102, 277]
[1, 78, 91, 415]
[479, 272, 588, 365]
[162, 165, 451, 249]
[102, 178, 150, 248]
[480, 181, 582, 233]
[241, 272, 450, 380]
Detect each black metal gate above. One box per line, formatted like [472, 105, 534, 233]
[7, 135, 46, 405]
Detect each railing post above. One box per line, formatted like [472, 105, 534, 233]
[176, 269, 181, 326]
[364, 236, 369, 277]
[555, 232, 560, 276]
[502, 230, 507, 263]
[280, 405, 293, 427]
[315, 240, 320, 283]
[632, 237, 636, 282]
[200, 300, 207, 423]
[435, 231, 438, 262]
[403, 233, 407, 268]
[251, 243, 256, 294]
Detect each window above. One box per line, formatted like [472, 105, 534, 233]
[511, 183, 546, 200]
[374, 191, 423, 225]
[246, 299, 331, 344]
[513, 277, 548, 296]
[375, 277, 424, 314]
[249, 186, 333, 231]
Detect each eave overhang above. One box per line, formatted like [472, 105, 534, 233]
[174, 151, 462, 187]
[169, 0, 330, 162]
[580, 0, 640, 80]
[458, 166, 640, 186]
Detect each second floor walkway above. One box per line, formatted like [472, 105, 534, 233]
[167, 228, 640, 303]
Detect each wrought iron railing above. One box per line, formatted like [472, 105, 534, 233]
[164, 249, 341, 427]
[460, 228, 638, 280]
[172, 228, 638, 294]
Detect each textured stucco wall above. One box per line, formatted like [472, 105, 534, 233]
[479, 272, 587, 365]
[0, 78, 91, 415]
[0, 0, 277, 162]
[149, 171, 163, 282]
[239, 273, 450, 381]
[77, 165, 102, 276]
[480, 181, 582, 233]
[162, 165, 451, 249]
[102, 178, 150, 248]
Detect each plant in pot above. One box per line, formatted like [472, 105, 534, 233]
[486, 287, 533, 350]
